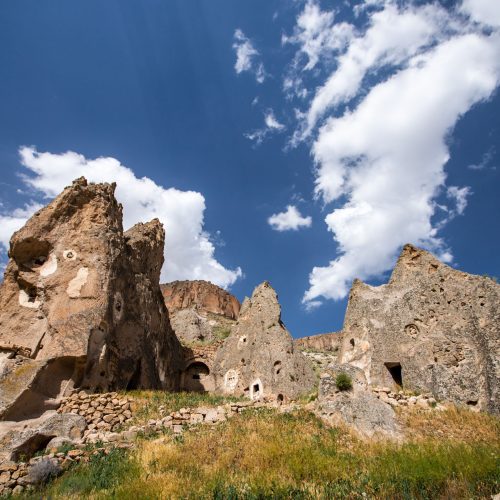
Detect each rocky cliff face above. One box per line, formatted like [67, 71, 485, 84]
[213, 282, 316, 400]
[339, 244, 500, 413]
[295, 332, 343, 353]
[0, 178, 182, 421]
[161, 280, 240, 345]
[161, 280, 240, 319]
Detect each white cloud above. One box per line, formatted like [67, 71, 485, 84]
[233, 29, 266, 83]
[268, 205, 312, 231]
[279, 1, 500, 305]
[293, 2, 454, 141]
[467, 147, 496, 170]
[0, 147, 242, 288]
[264, 111, 285, 130]
[0, 202, 44, 258]
[447, 186, 471, 215]
[245, 109, 286, 144]
[461, 0, 500, 28]
[283, 0, 354, 72]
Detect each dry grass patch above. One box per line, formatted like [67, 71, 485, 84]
[401, 406, 500, 444]
[25, 407, 500, 499]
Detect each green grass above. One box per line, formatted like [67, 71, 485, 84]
[29, 408, 500, 499]
[212, 326, 232, 341]
[21, 448, 136, 499]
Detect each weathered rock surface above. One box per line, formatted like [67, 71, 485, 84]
[339, 244, 500, 413]
[0, 412, 86, 461]
[0, 178, 183, 421]
[318, 390, 400, 439]
[317, 363, 400, 439]
[295, 332, 343, 353]
[161, 280, 240, 345]
[161, 280, 240, 319]
[213, 282, 316, 400]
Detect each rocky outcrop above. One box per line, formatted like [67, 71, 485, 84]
[339, 244, 500, 414]
[295, 332, 343, 353]
[161, 280, 240, 319]
[317, 363, 400, 439]
[0, 178, 183, 421]
[213, 282, 316, 400]
[0, 412, 86, 461]
[161, 280, 240, 345]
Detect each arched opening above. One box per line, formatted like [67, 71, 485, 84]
[182, 361, 212, 392]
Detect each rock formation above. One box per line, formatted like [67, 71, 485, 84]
[213, 282, 316, 400]
[295, 332, 343, 353]
[161, 280, 240, 319]
[161, 280, 240, 345]
[338, 244, 500, 413]
[0, 178, 183, 421]
[316, 363, 400, 439]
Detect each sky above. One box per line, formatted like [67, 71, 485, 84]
[0, 0, 499, 338]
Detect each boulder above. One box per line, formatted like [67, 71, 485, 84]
[318, 391, 401, 439]
[318, 363, 368, 398]
[339, 244, 500, 413]
[0, 412, 86, 461]
[316, 363, 401, 438]
[213, 282, 316, 400]
[0, 178, 183, 420]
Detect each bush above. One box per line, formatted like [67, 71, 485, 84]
[335, 372, 353, 391]
[28, 459, 61, 485]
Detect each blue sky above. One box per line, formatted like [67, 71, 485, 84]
[0, 0, 499, 337]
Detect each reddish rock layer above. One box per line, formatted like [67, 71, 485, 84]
[161, 280, 240, 320]
[295, 332, 343, 352]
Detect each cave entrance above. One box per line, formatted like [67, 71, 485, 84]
[384, 362, 402, 387]
[183, 362, 211, 392]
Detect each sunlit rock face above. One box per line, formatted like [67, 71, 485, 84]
[0, 177, 182, 421]
[339, 244, 500, 414]
[161, 280, 240, 345]
[213, 282, 316, 401]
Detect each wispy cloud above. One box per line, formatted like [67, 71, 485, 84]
[233, 29, 266, 83]
[467, 147, 496, 170]
[245, 110, 286, 145]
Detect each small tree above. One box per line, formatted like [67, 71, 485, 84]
[335, 372, 353, 391]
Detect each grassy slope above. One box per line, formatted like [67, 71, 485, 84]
[22, 404, 499, 499]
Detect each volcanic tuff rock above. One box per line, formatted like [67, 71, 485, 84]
[0, 411, 86, 461]
[295, 332, 343, 353]
[161, 280, 240, 345]
[339, 244, 500, 413]
[161, 280, 240, 319]
[0, 178, 182, 421]
[213, 282, 316, 400]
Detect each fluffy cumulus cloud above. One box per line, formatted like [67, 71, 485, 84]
[233, 29, 266, 83]
[268, 205, 312, 231]
[279, 0, 500, 304]
[0, 147, 242, 288]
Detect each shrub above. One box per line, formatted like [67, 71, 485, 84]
[335, 372, 353, 391]
[28, 459, 61, 485]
